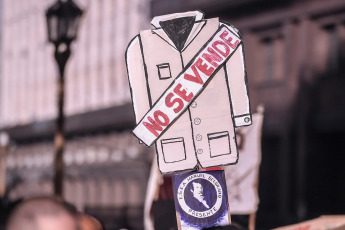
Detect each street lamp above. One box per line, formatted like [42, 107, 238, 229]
[46, 0, 83, 199]
[0, 132, 9, 197]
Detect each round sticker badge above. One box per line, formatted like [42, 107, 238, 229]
[177, 172, 223, 219]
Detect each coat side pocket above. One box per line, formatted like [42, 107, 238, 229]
[207, 131, 231, 158]
[161, 137, 186, 163]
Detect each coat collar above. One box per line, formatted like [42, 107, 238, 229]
[151, 11, 206, 52]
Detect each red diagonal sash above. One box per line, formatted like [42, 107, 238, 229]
[133, 25, 241, 146]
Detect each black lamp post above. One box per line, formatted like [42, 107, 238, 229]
[46, 0, 83, 199]
[0, 132, 9, 198]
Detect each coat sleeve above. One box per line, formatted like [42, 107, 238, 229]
[126, 35, 151, 124]
[221, 22, 252, 127]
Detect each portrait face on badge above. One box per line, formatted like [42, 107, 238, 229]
[173, 171, 230, 229]
[184, 178, 217, 212]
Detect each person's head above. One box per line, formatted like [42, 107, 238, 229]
[6, 197, 78, 230]
[191, 182, 204, 197]
[77, 213, 104, 230]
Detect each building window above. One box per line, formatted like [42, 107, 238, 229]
[264, 38, 274, 82]
[323, 24, 341, 73]
[261, 36, 285, 83]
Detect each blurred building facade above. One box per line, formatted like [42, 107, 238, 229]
[0, 0, 149, 125]
[0, 0, 151, 229]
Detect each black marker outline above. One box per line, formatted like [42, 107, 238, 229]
[157, 63, 172, 80]
[161, 137, 187, 163]
[207, 131, 231, 158]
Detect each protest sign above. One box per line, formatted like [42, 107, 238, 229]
[126, 11, 252, 173]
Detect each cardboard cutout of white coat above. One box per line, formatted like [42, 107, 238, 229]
[126, 11, 252, 174]
[224, 106, 264, 214]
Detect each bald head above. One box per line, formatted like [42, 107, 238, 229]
[6, 197, 78, 230]
[77, 213, 103, 230]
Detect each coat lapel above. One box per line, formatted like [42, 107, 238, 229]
[151, 11, 206, 52]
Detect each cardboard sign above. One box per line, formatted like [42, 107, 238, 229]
[172, 170, 230, 229]
[126, 11, 252, 173]
[224, 108, 264, 214]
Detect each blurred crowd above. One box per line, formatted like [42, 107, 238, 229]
[0, 196, 247, 230]
[1, 197, 104, 230]
[3, 195, 345, 230]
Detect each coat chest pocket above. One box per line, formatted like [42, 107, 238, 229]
[161, 137, 186, 163]
[157, 63, 172, 80]
[207, 131, 231, 157]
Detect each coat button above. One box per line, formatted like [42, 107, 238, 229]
[244, 117, 251, 123]
[196, 134, 202, 141]
[191, 101, 197, 108]
[194, 118, 201, 125]
[197, 149, 203, 154]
